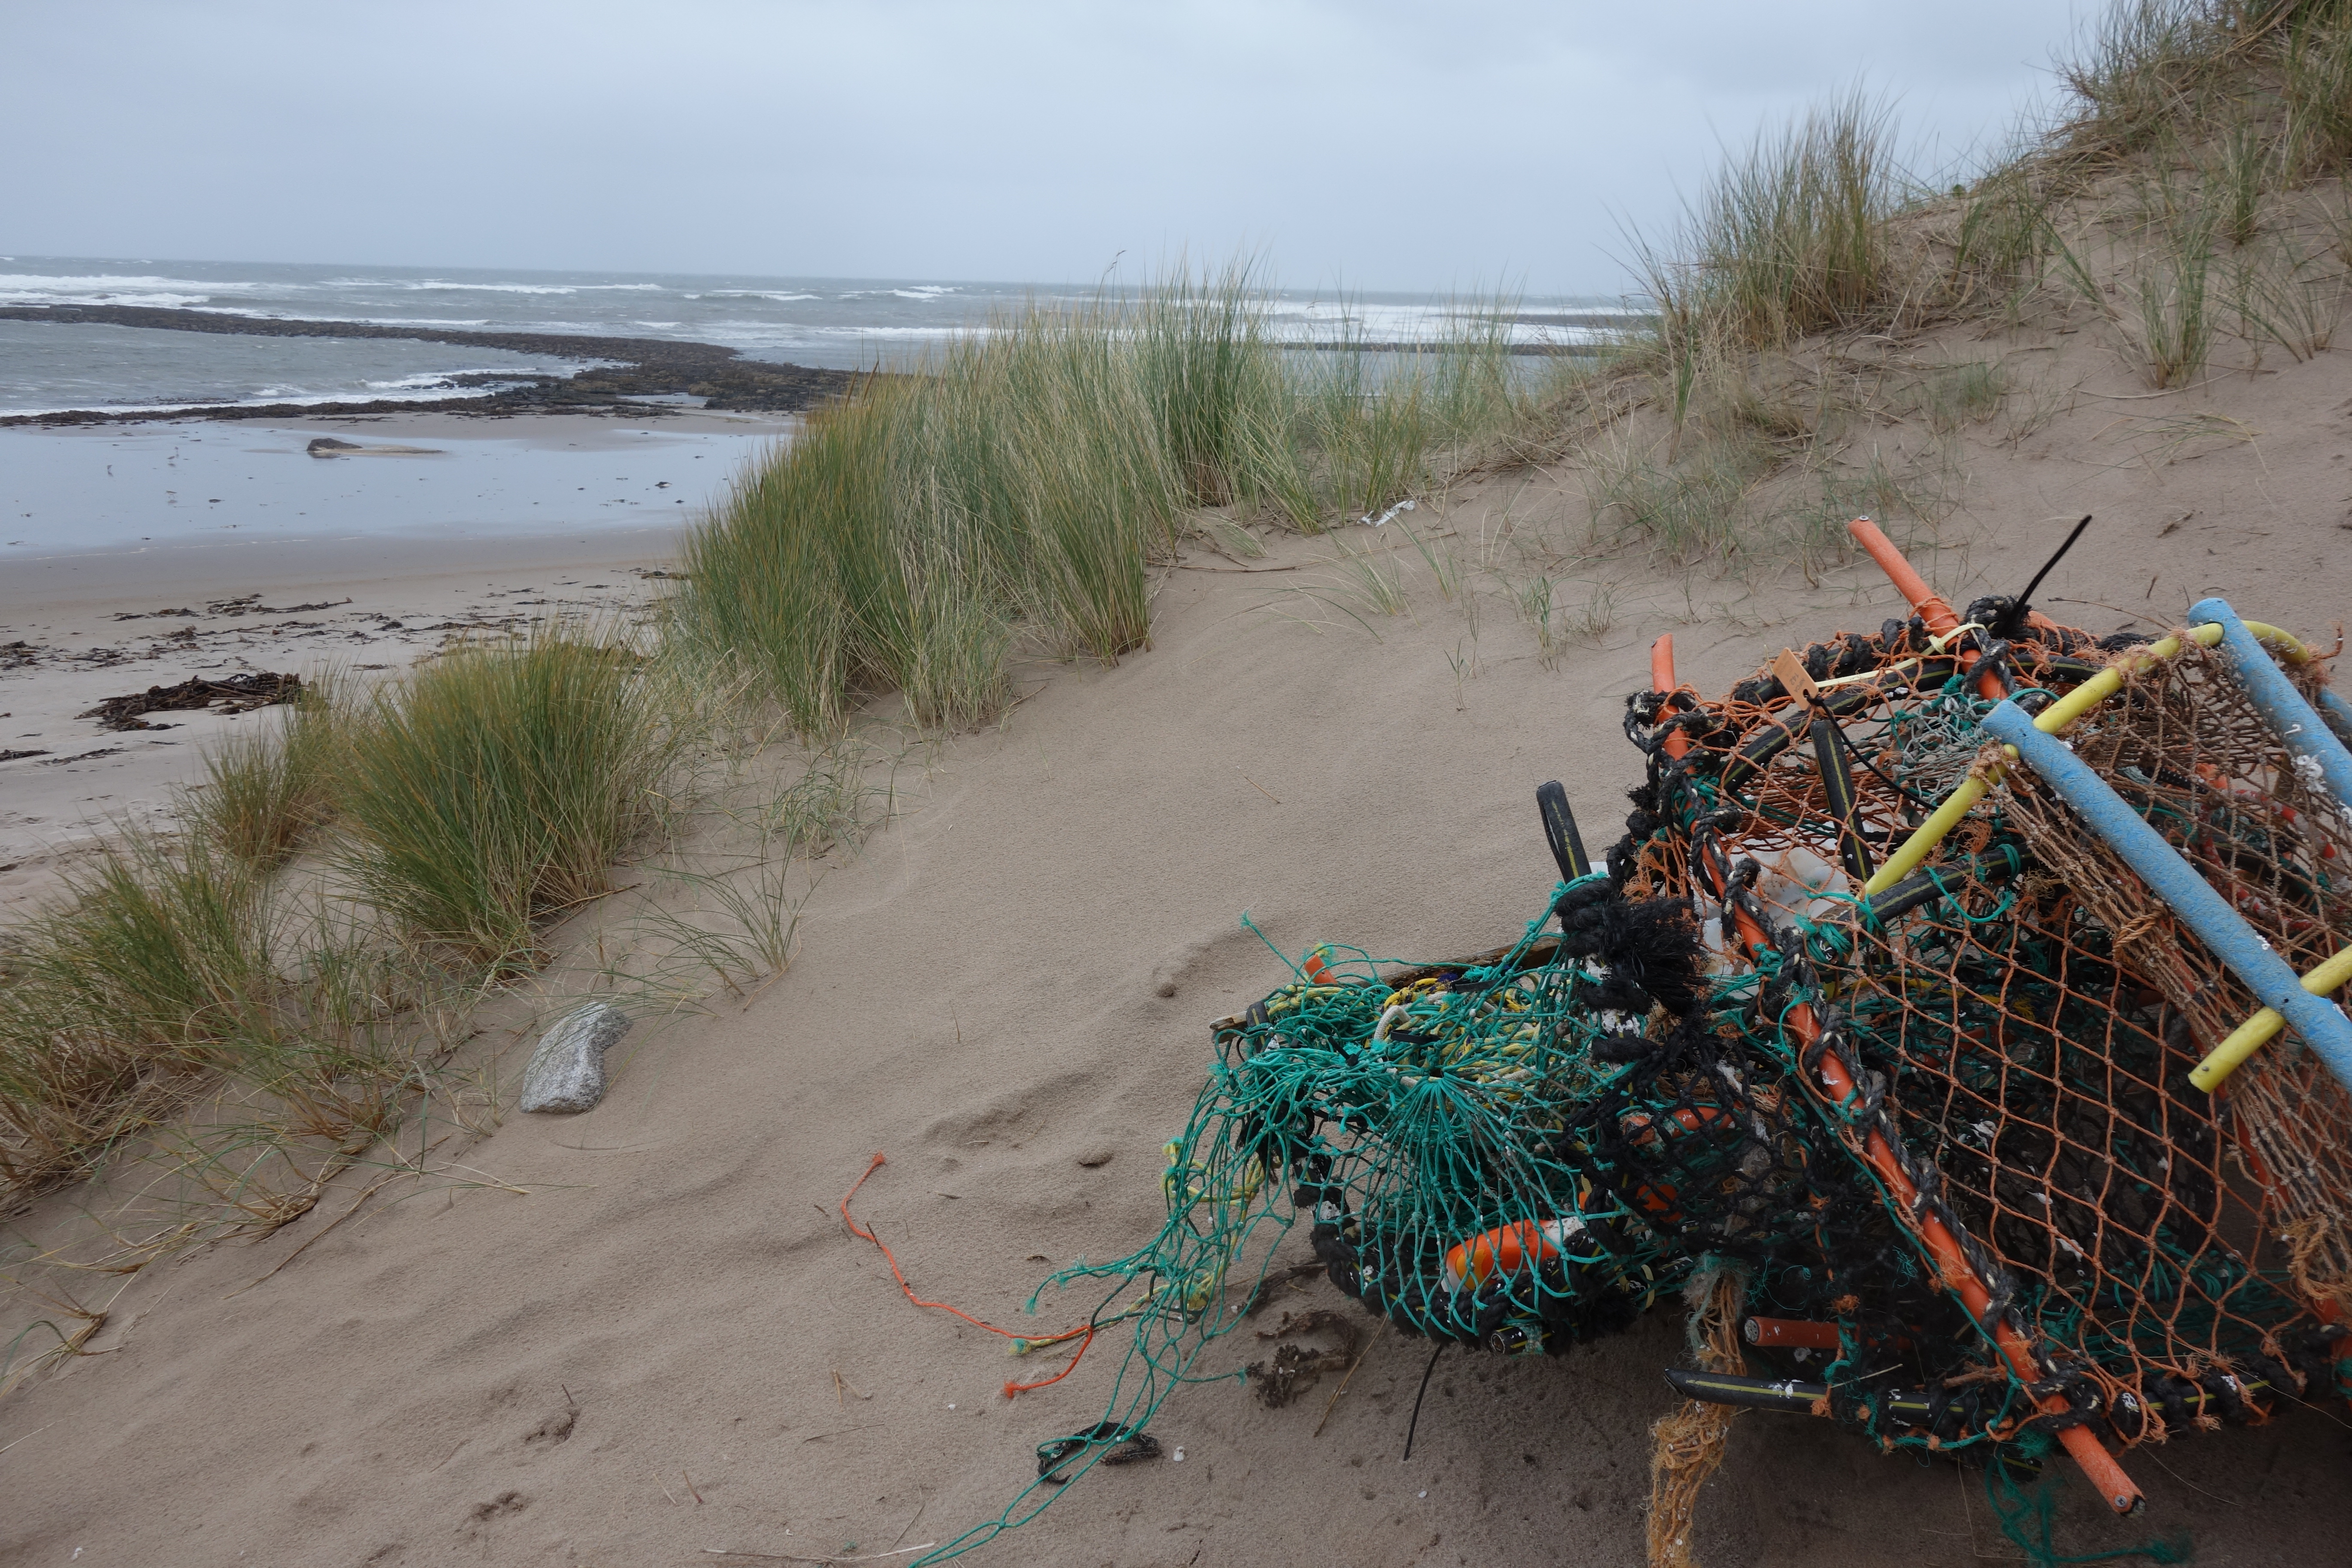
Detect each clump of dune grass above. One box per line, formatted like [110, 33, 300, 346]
[2232, 235, 2348, 357]
[2130, 206, 2218, 386]
[1950, 167, 2058, 307]
[1513, 573, 1559, 666]
[1590, 91, 1923, 579]
[333, 633, 677, 965]
[0, 833, 274, 1193]
[1918, 361, 2010, 431]
[185, 678, 345, 867]
[1131, 262, 1312, 520]
[2039, 1, 2352, 185]
[1631, 89, 1903, 355]
[618, 742, 896, 1006]
[1328, 533, 1413, 618]
[1585, 425, 1777, 567]
[2053, 0, 2238, 162]
[679, 301, 1191, 733]
[681, 267, 1545, 731]
[2286, 5, 2352, 172]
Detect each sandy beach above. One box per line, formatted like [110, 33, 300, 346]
[30, 3, 2352, 1564]
[8, 295, 2352, 1568]
[0, 410, 792, 902]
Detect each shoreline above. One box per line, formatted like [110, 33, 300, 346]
[0, 407, 794, 560]
[0, 302, 867, 424]
[0, 405, 781, 878]
[0, 522, 684, 889]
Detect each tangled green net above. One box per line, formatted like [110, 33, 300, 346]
[914, 900, 1688, 1562]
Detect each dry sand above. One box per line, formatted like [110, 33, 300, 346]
[8, 340, 2352, 1568]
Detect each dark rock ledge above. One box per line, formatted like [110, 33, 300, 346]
[0, 303, 868, 425]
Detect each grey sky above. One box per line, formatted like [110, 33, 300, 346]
[5, 1, 2094, 293]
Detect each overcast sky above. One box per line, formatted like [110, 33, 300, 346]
[4, 1, 2099, 294]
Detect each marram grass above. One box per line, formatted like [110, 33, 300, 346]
[0, 832, 276, 1192]
[679, 266, 1557, 731]
[0, 634, 682, 1203]
[332, 633, 677, 965]
[186, 676, 344, 867]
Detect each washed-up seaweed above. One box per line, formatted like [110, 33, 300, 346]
[79, 671, 303, 730]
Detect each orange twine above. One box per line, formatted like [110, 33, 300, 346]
[839, 1151, 1099, 1399]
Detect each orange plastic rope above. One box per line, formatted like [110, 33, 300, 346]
[839, 1152, 1097, 1397]
[1002, 1327, 1097, 1399]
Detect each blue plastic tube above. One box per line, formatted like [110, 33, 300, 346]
[1981, 699, 2352, 1092]
[2189, 597, 2352, 814]
[2317, 684, 2352, 752]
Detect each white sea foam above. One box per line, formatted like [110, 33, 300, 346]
[686, 290, 821, 303]
[0, 382, 536, 419]
[836, 285, 962, 300]
[390, 280, 669, 295]
[361, 368, 566, 390]
[0, 272, 268, 294]
[0, 289, 217, 309]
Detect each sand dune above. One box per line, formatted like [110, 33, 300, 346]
[9, 322, 2352, 1567]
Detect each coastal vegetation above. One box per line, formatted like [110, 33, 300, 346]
[0, 619, 894, 1269]
[334, 637, 679, 966]
[1584, 0, 2352, 574]
[677, 268, 1567, 731]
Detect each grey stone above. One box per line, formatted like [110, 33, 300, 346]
[519, 1003, 632, 1114]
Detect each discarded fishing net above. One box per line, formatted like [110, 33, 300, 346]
[1607, 587, 2352, 1521]
[1605, 613, 2152, 1452]
[1996, 630, 2352, 1338]
[913, 902, 1706, 1561]
[922, 521, 2352, 1566]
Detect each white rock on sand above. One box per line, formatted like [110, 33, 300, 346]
[518, 1004, 634, 1114]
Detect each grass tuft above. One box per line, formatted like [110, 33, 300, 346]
[1585, 426, 1776, 567]
[185, 678, 344, 867]
[1919, 362, 2011, 431]
[0, 834, 274, 1193]
[681, 267, 1545, 730]
[1631, 89, 1902, 353]
[2130, 208, 2217, 386]
[2231, 236, 2346, 359]
[2285, 5, 2352, 173]
[333, 634, 676, 965]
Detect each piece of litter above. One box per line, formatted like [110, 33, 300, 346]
[1418, 1490, 1427, 1499]
[1360, 496, 1418, 528]
[1172, 1447, 1185, 1462]
[947, 1403, 956, 1409]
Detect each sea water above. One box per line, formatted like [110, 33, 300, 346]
[0, 255, 1632, 418]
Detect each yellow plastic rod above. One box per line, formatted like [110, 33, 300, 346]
[2241, 620, 2312, 664]
[2190, 941, 2352, 1092]
[1859, 619, 2312, 897]
[1864, 775, 1993, 895]
[2030, 630, 2200, 734]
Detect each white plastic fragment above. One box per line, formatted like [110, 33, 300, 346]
[1171, 1447, 1185, 1462]
[1360, 496, 1418, 528]
[519, 1001, 633, 1113]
